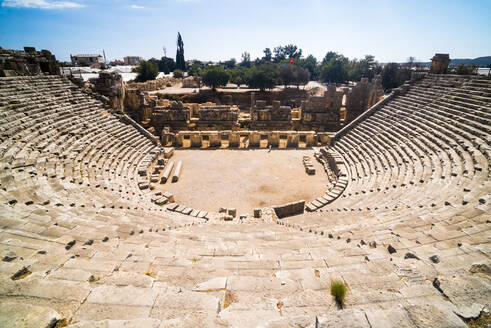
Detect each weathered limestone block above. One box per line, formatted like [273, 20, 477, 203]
[190, 132, 202, 148]
[220, 131, 230, 147]
[317, 133, 330, 145]
[268, 132, 280, 148]
[228, 208, 237, 218]
[406, 304, 467, 328]
[229, 132, 240, 148]
[208, 132, 221, 147]
[69, 319, 161, 328]
[316, 309, 370, 328]
[430, 53, 450, 74]
[175, 134, 184, 147]
[74, 285, 158, 321]
[193, 277, 227, 291]
[272, 200, 305, 218]
[305, 133, 316, 146]
[287, 133, 299, 147]
[249, 131, 260, 147]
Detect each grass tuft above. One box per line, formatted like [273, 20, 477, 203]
[88, 275, 100, 283]
[145, 271, 156, 278]
[330, 279, 348, 307]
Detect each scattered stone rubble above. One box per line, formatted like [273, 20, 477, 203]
[0, 46, 59, 77]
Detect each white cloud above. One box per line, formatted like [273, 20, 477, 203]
[129, 4, 144, 9]
[1, 0, 84, 9]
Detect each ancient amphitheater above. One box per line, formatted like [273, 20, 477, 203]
[0, 48, 490, 328]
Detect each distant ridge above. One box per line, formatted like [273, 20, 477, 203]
[449, 56, 491, 66]
[415, 56, 491, 67]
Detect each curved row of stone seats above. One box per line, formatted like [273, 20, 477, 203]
[0, 76, 204, 226]
[327, 77, 489, 209]
[285, 74, 489, 262]
[2, 214, 487, 327]
[1, 77, 153, 204]
[0, 74, 489, 327]
[306, 148, 349, 212]
[284, 74, 489, 285]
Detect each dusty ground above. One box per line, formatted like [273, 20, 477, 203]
[157, 149, 329, 214]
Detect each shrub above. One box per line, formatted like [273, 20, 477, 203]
[173, 69, 184, 79]
[330, 279, 348, 307]
[134, 60, 159, 82]
[455, 64, 477, 75]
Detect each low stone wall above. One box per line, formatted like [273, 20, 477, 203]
[126, 76, 178, 91]
[165, 130, 331, 148]
[272, 200, 305, 219]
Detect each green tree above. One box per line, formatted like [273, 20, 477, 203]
[299, 55, 317, 80]
[278, 63, 296, 88]
[245, 63, 278, 91]
[160, 57, 176, 74]
[202, 66, 229, 91]
[229, 66, 247, 88]
[273, 44, 302, 62]
[262, 48, 272, 62]
[223, 58, 236, 69]
[322, 51, 337, 64]
[134, 60, 159, 82]
[348, 55, 378, 81]
[381, 63, 399, 89]
[188, 61, 205, 77]
[240, 52, 251, 67]
[294, 66, 310, 88]
[176, 32, 186, 71]
[320, 53, 349, 83]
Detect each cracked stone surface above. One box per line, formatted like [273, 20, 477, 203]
[0, 74, 490, 327]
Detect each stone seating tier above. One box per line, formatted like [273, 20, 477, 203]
[0, 74, 489, 327]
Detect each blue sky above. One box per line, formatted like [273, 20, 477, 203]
[0, 0, 490, 63]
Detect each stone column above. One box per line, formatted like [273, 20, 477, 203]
[287, 132, 299, 148]
[209, 132, 221, 147]
[268, 132, 280, 148]
[220, 131, 230, 148]
[250, 92, 256, 115]
[249, 131, 260, 148]
[305, 132, 316, 147]
[229, 132, 240, 148]
[176, 133, 184, 147]
[317, 133, 330, 145]
[190, 132, 202, 148]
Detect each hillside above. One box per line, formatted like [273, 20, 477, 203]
[418, 56, 491, 67]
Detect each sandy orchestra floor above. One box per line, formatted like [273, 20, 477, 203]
[158, 148, 329, 214]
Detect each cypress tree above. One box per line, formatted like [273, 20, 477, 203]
[176, 32, 185, 71]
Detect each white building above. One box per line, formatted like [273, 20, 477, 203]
[71, 54, 104, 66]
[123, 56, 142, 66]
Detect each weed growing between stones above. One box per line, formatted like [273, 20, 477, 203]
[330, 279, 348, 308]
